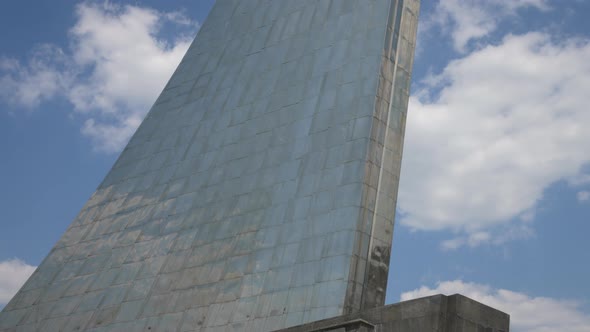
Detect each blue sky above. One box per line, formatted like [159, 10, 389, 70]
[0, 1, 589, 331]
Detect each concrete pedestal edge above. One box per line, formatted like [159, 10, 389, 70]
[276, 294, 510, 332]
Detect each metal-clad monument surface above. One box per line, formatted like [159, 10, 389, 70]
[0, 0, 420, 331]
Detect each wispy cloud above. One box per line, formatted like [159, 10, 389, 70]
[568, 174, 590, 187]
[0, 45, 72, 109]
[421, 0, 550, 52]
[577, 191, 590, 202]
[400, 32, 590, 248]
[0, 2, 199, 152]
[0, 259, 36, 308]
[402, 280, 590, 332]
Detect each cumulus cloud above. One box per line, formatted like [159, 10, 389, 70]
[0, 2, 198, 152]
[401, 280, 590, 332]
[423, 0, 550, 52]
[399, 32, 590, 247]
[0, 259, 36, 307]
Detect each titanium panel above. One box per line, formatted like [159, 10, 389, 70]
[0, 0, 420, 331]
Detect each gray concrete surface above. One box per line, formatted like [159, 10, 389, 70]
[277, 294, 510, 332]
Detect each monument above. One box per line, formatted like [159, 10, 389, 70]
[0, 0, 509, 331]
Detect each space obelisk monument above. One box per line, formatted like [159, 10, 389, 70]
[1, 1, 509, 331]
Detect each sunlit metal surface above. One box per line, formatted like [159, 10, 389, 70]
[0, 1, 419, 331]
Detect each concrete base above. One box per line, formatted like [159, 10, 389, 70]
[277, 294, 509, 332]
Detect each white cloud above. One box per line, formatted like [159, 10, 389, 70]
[401, 280, 590, 332]
[399, 32, 590, 247]
[441, 225, 535, 251]
[0, 45, 73, 109]
[577, 191, 590, 202]
[0, 259, 36, 306]
[0, 3, 198, 153]
[441, 231, 491, 251]
[423, 0, 550, 52]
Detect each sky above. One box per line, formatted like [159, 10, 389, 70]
[0, 1, 589, 331]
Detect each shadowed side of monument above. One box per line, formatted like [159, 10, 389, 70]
[345, 0, 419, 313]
